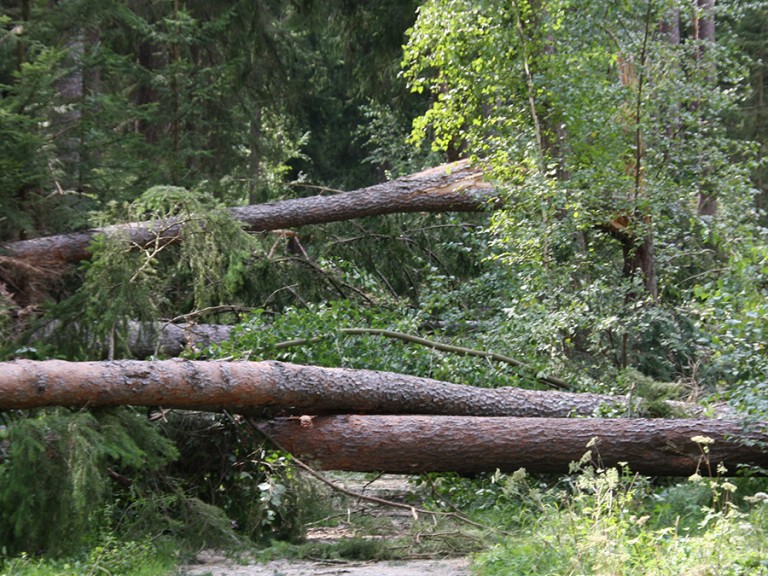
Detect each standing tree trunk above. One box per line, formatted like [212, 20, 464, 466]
[248, 106, 264, 205]
[694, 0, 718, 216]
[52, 3, 85, 193]
[622, 4, 658, 301]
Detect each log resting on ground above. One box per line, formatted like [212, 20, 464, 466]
[257, 415, 768, 476]
[1, 161, 495, 265]
[0, 359, 711, 418]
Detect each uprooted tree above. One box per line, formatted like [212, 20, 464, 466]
[2, 359, 764, 476]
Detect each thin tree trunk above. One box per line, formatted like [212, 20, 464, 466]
[660, 6, 682, 153]
[660, 6, 680, 45]
[52, 7, 84, 192]
[248, 106, 263, 204]
[16, 0, 30, 71]
[694, 0, 718, 216]
[136, 38, 158, 144]
[170, 0, 181, 184]
[34, 320, 237, 358]
[258, 414, 768, 476]
[1, 160, 495, 265]
[0, 359, 721, 418]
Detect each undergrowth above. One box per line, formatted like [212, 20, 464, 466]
[470, 443, 768, 575]
[0, 537, 174, 576]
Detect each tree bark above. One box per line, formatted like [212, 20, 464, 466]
[694, 0, 718, 217]
[1, 161, 495, 266]
[257, 414, 768, 476]
[35, 320, 235, 358]
[2, 359, 757, 476]
[0, 359, 711, 418]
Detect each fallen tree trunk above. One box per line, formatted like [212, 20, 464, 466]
[0, 359, 621, 416]
[33, 321, 572, 389]
[1, 161, 495, 266]
[3, 360, 759, 476]
[257, 415, 768, 476]
[34, 320, 236, 358]
[0, 359, 710, 418]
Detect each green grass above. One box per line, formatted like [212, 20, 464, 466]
[0, 538, 176, 576]
[471, 463, 768, 576]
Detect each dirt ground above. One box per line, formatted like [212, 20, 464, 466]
[180, 553, 472, 576]
[177, 474, 476, 576]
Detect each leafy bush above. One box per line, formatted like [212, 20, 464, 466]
[157, 410, 318, 544]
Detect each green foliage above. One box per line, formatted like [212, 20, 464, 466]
[401, 0, 764, 399]
[690, 230, 768, 419]
[0, 537, 173, 576]
[0, 43, 73, 240]
[0, 0, 424, 244]
[49, 185, 255, 357]
[472, 463, 768, 575]
[213, 300, 537, 389]
[0, 408, 177, 557]
[356, 100, 438, 179]
[154, 411, 320, 544]
[5, 0, 768, 569]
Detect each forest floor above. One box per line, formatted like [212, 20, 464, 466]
[179, 553, 472, 576]
[177, 474, 477, 576]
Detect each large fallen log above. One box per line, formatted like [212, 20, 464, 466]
[3, 360, 761, 476]
[1, 161, 495, 266]
[0, 359, 612, 416]
[257, 415, 768, 476]
[0, 359, 708, 418]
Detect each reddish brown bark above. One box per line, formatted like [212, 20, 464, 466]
[258, 415, 768, 476]
[0, 359, 733, 419]
[0, 359, 631, 417]
[1, 161, 495, 266]
[2, 360, 760, 476]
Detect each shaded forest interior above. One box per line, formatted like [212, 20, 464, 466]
[1, 1, 768, 572]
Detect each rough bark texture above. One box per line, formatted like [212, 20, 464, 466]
[0, 359, 626, 417]
[1, 161, 495, 265]
[258, 415, 768, 476]
[2, 359, 761, 476]
[0, 359, 728, 418]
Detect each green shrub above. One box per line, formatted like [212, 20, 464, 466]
[0, 537, 173, 576]
[0, 408, 177, 557]
[473, 461, 768, 575]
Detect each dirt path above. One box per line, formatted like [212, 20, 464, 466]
[180, 554, 472, 575]
[177, 474, 477, 575]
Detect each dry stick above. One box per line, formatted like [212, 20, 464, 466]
[274, 256, 376, 305]
[167, 305, 251, 323]
[272, 327, 571, 390]
[249, 418, 507, 536]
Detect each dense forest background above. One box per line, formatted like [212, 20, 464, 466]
[1, 0, 768, 574]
